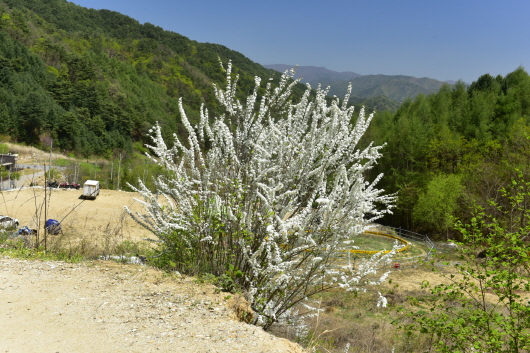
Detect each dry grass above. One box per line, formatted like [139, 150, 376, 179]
[0, 188, 150, 237]
[5, 143, 72, 163]
[44, 210, 148, 258]
[272, 244, 530, 353]
[269, 260, 456, 353]
[228, 294, 255, 324]
[2, 206, 152, 259]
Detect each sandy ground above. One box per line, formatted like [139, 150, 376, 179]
[0, 257, 303, 353]
[0, 157, 303, 353]
[0, 187, 152, 243]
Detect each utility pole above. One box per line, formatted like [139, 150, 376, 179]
[0, 155, 3, 191]
[44, 162, 47, 252]
[117, 153, 122, 191]
[48, 139, 53, 181]
[110, 160, 114, 189]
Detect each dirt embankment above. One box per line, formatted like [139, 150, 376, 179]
[0, 257, 304, 353]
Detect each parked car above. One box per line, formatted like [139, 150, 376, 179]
[0, 216, 19, 229]
[58, 182, 81, 189]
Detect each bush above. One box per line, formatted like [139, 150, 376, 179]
[407, 171, 530, 352]
[126, 62, 395, 329]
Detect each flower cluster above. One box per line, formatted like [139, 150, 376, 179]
[125, 61, 395, 329]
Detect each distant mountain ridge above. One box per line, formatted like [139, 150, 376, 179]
[264, 64, 362, 84]
[264, 64, 451, 102]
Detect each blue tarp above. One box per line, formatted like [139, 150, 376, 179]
[16, 226, 32, 236]
[45, 219, 61, 235]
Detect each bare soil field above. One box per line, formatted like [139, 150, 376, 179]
[0, 187, 152, 244]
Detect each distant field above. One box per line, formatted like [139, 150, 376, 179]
[0, 187, 152, 242]
[0, 185, 428, 261]
[341, 230, 427, 259]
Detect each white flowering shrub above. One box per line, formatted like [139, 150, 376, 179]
[126, 61, 395, 329]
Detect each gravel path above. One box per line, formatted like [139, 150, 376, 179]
[0, 257, 303, 353]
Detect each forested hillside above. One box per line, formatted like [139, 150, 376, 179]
[0, 0, 302, 156]
[365, 69, 530, 238]
[2, 1, 530, 239]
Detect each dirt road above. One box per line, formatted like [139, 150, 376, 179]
[0, 257, 303, 353]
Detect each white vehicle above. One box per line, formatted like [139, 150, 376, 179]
[0, 216, 19, 228]
[83, 180, 100, 200]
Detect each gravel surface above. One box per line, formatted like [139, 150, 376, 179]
[0, 257, 303, 353]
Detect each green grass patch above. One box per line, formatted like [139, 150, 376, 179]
[350, 233, 398, 251]
[0, 229, 154, 264]
[0, 244, 86, 262]
[55, 158, 70, 167]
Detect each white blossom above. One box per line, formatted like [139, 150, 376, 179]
[126, 61, 395, 329]
[377, 292, 388, 308]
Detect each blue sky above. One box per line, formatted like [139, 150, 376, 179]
[68, 0, 529, 83]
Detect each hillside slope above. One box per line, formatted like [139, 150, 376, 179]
[330, 74, 447, 102]
[264, 64, 362, 84]
[0, 0, 306, 156]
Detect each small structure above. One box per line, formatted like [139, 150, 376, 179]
[0, 154, 17, 171]
[0, 154, 17, 190]
[83, 180, 100, 200]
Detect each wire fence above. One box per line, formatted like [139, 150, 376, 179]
[368, 224, 436, 268]
[378, 225, 434, 256]
[332, 224, 436, 270]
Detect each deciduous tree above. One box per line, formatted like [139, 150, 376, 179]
[408, 172, 530, 352]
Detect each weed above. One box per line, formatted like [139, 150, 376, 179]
[266, 259, 445, 352]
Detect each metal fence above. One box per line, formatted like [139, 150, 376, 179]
[333, 224, 436, 269]
[369, 225, 436, 266]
